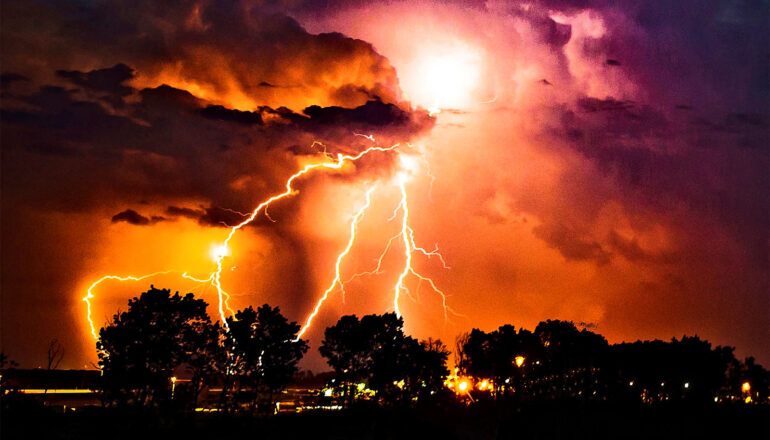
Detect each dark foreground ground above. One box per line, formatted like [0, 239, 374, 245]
[2, 402, 768, 440]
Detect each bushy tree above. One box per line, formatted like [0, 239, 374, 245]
[97, 286, 220, 407]
[399, 338, 450, 402]
[224, 305, 308, 413]
[320, 313, 450, 405]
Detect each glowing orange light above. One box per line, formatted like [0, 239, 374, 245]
[515, 356, 525, 367]
[458, 380, 469, 392]
[742, 382, 751, 393]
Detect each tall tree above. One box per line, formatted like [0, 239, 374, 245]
[225, 305, 307, 413]
[97, 286, 218, 407]
[320, 313, 449, 405]
[319, 314, 378, 405]
[399, 338, 450, 402]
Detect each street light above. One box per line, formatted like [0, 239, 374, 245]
[171, 376, 177, 399]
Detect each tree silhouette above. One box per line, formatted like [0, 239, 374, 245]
[532, 320, 607, 399]
[460, 325, 541, 397]
[610, 336, 743, 403]
[46, 339, 64, 370]
[224, 305, 308, 413]
[97, 285, 217, 407]
[742, 357, 770, 402]
[459, 328, 494, 380]
[0, 352, 18, 369]
[454, 332, 470, 370]
[320, 313, 450, 405]
[398, 338, 450, 402]
[184, 320, 225, 408]
[320, 314, 366, 405]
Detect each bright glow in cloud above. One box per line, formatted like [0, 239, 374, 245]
[400, 42, 483, 112]
[209, 244, 230, 262]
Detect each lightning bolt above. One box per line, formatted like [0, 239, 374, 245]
[83, 138, 459, 349]
[84, 271, 232, 341]
[391, 178, 454, 320]
[354, 133, 376, 143]
[296, 184, 377, 339]
[209, 143, 400, 330]
[83, 271, 171, 340]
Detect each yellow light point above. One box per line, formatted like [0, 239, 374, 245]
[83, 271, 172, 340]
[742, 382, 751, 393]
[211, 142, 400, 330]
[457, 380, 469, 393]
[296, 185, 378, 339]
[515, 356, 525, 367]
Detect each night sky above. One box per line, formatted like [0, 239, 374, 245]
[1, 0, 768, 370]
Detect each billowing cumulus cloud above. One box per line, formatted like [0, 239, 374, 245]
[1, 0, 767, 370]
[297, 0, 768, 364]
[1, 0, 403, 111]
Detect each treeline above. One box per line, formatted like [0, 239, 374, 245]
[455, 322, 769, 404]
[90, 287, 767, 412]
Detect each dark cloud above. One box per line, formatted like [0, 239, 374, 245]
[165, 205, 206, 219]
[1, 0, 407, 111]
[0, 72, 30, 90]
[200, 105, 263, 125]
[304, 100, 412, 126]
[56, 64, 135, 98]
[533, 222, 611, 265]
[1, 63, 431, 215]
[197, 206, 250, 228]
[576, 97, 634, 113]
[111, 209, 165, 225]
